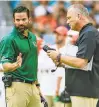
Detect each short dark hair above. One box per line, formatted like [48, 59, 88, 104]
[13, 6, 30, 18]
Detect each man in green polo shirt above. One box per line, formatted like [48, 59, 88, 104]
[0, 6, 42, 107]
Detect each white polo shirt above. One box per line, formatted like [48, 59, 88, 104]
[38, 38, 78, 96]
[38, 45, 57, 96]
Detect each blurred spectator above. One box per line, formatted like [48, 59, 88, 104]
[0, 1, 99, 53]
[38, 26, 70, 107]
[34, 1, 57, 41]
[52, 1, 66, 19]
[10, 0, 20, 10]
[82, 0, 93, 13]
[37, 36, 45, 54]
[52, 1, 70, 29]
[56, 8, 68, 28]
[34, 9, 57, 34]
[43, 33, 55, 45]
[67, 30, 79, 45]
[90, 1, 99, 28]
[34, 5, 46, 17]
[0, 1, 13, 26]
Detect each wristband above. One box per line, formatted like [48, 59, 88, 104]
[56, 53, 61, 62]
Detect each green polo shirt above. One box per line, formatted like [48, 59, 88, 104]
[0, 28, 38, 82]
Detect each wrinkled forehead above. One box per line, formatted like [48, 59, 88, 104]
[67, 8, 77, 18]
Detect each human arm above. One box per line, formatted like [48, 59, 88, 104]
[47, 50, 88, 69]
[55, 76, 62, 96]
[0, 36, 22, 72]
[47, 31, 96, 69]
[35, 81, 48, 107]
[1, 53, 22, 72]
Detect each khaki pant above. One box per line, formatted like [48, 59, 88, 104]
[55, 102, 71, 107]
[45, 96, 54, 107]
[45, 95, 98, 107]
[6, 82, 42, 107]
[45, 95, 71, 107]
[70, 96, 98, 107]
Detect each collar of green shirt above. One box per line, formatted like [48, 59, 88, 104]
[12, 27, 32, 39]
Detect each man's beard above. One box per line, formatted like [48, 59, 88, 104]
[16, 25, 28, 34]
[56, 40, 63, 44]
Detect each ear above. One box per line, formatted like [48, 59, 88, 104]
[13, 18, 15, 23]
[78, 14, 82, 20]
[29, 17, 32, 24]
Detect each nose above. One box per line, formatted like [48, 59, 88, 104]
[67, 19, 69, 25]
[67, 19, 71, 27]
[19, 20, 24, 25]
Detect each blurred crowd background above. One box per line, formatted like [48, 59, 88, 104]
[0, 0, 99, 46]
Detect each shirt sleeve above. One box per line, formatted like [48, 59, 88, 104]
[76, 31, 96, 62]
[0, 37, 16, 63]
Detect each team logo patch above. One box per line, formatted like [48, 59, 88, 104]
[32, 42, 37, 47]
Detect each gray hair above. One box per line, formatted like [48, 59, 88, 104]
[68, 4, 89, 17]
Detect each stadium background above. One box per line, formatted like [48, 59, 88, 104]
[0, 0, 99, 47]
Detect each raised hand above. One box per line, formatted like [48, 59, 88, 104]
[16, 53, 22, 67]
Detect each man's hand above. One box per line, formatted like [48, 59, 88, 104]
[55, 89, 59, 96]
[47, 50, 62, 66]
[47, 50, 59, 60]
[35, 82, 48, 107]
[52, 59, 60, 66]
[40, 95, 48, 107]
[16, 53, 22, 67]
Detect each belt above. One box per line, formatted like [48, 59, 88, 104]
[12, 78, 33, 84]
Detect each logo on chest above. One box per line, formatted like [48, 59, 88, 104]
[32, 41, 37, 47]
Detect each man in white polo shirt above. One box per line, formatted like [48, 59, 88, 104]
[38, 26, 77, 107]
